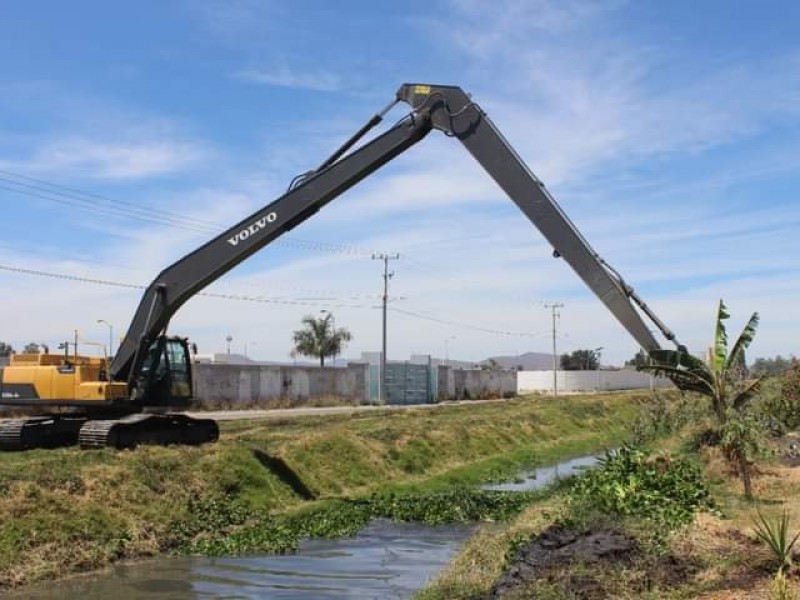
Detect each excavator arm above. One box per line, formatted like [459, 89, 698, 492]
[396, 84, 683, 353]
[112, 83, 684, 388]
[111, 103, 432, 383]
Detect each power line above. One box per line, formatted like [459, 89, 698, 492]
[0, 168, 221, 229]
[0, 241, 388, 298]
[389, 305, 546, 338]
[1, 169, 551, 312]
[0, 261, 550, 340]
[0, 182, 213, 232]
[0, 167, 566, 341]
[0, 170, 388, 257]
[0, 264, 367, 308]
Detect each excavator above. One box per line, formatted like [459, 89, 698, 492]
[0, 83, 687, 451]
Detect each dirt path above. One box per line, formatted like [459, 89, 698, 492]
[188, 398, 505, 421]
[0, 398, 507, 424]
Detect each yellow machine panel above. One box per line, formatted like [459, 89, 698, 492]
[1, 353, 128, 404]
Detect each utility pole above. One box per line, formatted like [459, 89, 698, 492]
[372, 252, 399, 404]
[594, 346, 604, 391]
[97, 319, 114, 357]
[544, 303, 564, 397]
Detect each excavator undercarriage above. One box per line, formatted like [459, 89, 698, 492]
[0, 413, 219, 451]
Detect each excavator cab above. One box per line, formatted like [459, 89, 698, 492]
[135, 336, 193, 409]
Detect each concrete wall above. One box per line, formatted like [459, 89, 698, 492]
[517, 369, 672, 394]
[437, 366, 517, 400]
[193, 362, 370, 406]
[194, 362, 518, 407]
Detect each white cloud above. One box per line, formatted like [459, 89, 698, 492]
[191, 0, 277, 41]
[234, 67, 342, 92]
[1, 136, 208, 180]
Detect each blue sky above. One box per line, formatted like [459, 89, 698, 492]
[1, 0, 799, 365]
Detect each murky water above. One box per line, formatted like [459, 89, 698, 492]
[12, 520, 475, 600]
[482, 453, 601, 492]
[13, 453, 602, 599]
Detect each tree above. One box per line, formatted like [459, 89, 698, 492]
[0, 342, 13, 357]
[291, 313, 352, 367]
[560, 349, 600, 371]
[23, 342, 41, 354]
[625, 349, 650, 368]
[750, 355, 796, 377]
[639, 299, 762, 498]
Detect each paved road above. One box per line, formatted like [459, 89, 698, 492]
[187, 398, 506, 422]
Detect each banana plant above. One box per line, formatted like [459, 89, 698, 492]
[639, 300, 761, 424]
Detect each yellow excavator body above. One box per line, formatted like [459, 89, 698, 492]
[1, 353, 128, 404]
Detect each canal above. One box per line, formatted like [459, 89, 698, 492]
[13, 453, 600, 599]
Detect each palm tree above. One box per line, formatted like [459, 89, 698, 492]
[639, 299, 762, 498]
[291, 313, 352, 367]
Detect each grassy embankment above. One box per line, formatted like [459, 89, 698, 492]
[0, 392, 640, 589]
[419, 388, 800, 600]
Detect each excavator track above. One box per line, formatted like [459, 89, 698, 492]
[79, 413, 219, 449]
[0, 416, 87, 451]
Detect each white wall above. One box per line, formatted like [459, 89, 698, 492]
[517, 369, 672, 394]
[437, 366, 517, 400]
[194, 363, 370, 405]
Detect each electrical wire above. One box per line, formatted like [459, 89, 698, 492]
[0, 264, 367, 308]
[0, 263, 542, 338]
[389, 305, 546, 339]
[0, 182, 214, 233]
[0, 173, 386, 256]
[0, 168, 221, 229]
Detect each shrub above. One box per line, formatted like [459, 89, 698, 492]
[754, 374, 800, 435]
[629, 392, 708, 445]
[566, 446, 714, 538]
[721, 410, 765, 499]
[753, 510, 800, 574]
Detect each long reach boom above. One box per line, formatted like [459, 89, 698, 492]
[113, 83, 683, 390]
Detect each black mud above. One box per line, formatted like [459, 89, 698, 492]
[489, 525, 698, 599]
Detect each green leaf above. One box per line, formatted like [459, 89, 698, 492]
[638, 349, 715, 393]
[726, 312, 760, 372]
[638, 363, 714, 395]
[713, 299, 730, 373]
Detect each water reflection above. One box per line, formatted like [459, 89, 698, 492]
[482, 453, 600, 492]
[15, 520, 474, 600]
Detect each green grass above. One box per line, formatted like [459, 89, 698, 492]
[0, 392, 641, 589]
